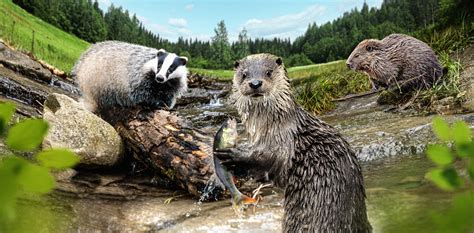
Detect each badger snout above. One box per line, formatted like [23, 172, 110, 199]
[155, 74, 166, 83]
[249, 79, 263, 89]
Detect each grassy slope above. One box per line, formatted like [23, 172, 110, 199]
[0, 0, 89, 72]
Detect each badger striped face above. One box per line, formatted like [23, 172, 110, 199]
[150, 49, 188, 83]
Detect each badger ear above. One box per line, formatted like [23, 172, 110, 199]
[179, 56, 188, 65]
[276, 57, 283, 66]
[157, 49, 166, 56]
[234, 60, 240, 69]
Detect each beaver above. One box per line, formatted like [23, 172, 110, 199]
[215, 54, 371, 232]
[346, 33, 443, 91]
[73, 41, 188, 113]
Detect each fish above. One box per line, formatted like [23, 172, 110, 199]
[213, 118, 256, 206]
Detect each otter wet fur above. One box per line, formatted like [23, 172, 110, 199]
[346, 33, 443, 92]
[220, 54, 371, 232]
[73, 41, 188, 113]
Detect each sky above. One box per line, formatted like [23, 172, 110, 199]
[98, 0, 383, 42]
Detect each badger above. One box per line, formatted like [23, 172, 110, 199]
[72, 41, 188, 113]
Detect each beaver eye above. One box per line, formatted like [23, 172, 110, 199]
[266, 70, 272, 77]
[366, 45, 373, 52]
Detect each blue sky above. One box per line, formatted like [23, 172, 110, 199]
[98, 0, 383, 42]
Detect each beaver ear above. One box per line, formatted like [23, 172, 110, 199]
[276, 57, 283, 66]
[234, 60, 240, 69]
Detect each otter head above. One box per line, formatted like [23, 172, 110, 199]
[233, 54, 289, 98]
[346, 39, 383, 74]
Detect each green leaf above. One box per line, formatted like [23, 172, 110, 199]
[36, 149, 80, 169]
[0, 159, 20, 222]
[432, 116, 451, 142]
[17, 163, 55, 194]
[426, 167, 463, 191]
[469, 159, 474, 180]
[456, 142, 474, 158]
[452, 121, 471, 145]
[0, 102, 15, 134]
[6, 119, 48, 152]
[426, 144, 453, 166]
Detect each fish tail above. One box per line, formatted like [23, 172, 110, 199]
[239, 194, 257, 205]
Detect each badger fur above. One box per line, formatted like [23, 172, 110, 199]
[72, 41, 188, 113]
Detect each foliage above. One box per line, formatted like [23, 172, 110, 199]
[284, 53, 313, 68]
[425, 117, 474, 232]
[292, 61, 371, 114]
[210, 20, 233, 70]
[0, 0, 89, 72]
[0, 102, 79, 228]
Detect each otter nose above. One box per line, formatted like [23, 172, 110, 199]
[155, 74, 165, 83]
[249, 80, 263, 89]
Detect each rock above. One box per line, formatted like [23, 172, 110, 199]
[460, 45, 474, 111]
[42, 93, 124, 167]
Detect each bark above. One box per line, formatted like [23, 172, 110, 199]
[101, 108, 217, 197]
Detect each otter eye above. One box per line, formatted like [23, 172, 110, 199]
[242, 72, 247, 79]
[366, 45, 373, 52]
[354, 54, 360, 58]
[266, 70, 272, 77]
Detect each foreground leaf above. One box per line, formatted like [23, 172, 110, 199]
[426, 167, 463, 191]
[6, 119, 48, 151]
[432, 117, 451, 142]
[0, 102, 15, 134]
[36, 149, 80, 169]
[426, 144, 453, 166]
[452, 121, 471, 145]
[17, 163, 55, 194]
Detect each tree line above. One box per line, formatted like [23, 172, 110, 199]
[12, 0, 472, 69]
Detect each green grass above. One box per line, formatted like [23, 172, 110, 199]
[189, 68, 235, 81]
[0, 0, 89, 73]
[292, 61, 371, 114]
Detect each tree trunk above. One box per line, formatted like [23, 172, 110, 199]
[101, 108, 217, 197]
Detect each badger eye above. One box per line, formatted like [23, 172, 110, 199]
[167, 69, 172, 74]
[266, 70, 272, 77]
[366, 45, 373, 52]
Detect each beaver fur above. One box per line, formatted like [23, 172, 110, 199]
[220, 54, 372, 232]
[346, 33, 443, 91]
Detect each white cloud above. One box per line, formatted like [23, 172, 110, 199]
[185, 4, 194, 11]
[168, 18, 188, 28]
[241, 4, 326, 40]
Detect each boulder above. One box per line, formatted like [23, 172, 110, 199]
[42, 93, 124, 167]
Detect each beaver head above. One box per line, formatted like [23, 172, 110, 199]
[346, 39, 384, 74]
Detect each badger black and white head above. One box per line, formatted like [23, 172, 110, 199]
[143, 49, 188, 84]
[73, 41, 189, 113]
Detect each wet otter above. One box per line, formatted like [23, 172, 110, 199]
[346, 33, 443, 91]
[216, 54, 371, 232]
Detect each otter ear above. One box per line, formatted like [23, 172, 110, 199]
[276, 57, 283, 66]
[157, 49, 166, 56]
[179, 56, 188, 65]
[234, 60, 240, 69]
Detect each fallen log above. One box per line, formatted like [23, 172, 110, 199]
[101, 108, 218, 197]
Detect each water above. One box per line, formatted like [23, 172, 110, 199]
[11, 93, 474, 232]
[208, 94, 224, 107]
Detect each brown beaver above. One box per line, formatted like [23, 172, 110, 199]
[346, 33, 443, 91]
[215, 54, 371, 232]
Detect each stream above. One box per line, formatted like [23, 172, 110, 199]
[10, 93, 474, 233]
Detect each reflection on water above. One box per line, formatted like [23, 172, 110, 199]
[12, 155, 471, 233]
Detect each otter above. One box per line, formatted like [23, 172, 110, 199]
[346, 33, 443, 91]
[73, 41, 188, 113]
[215, 54, 371, 232]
